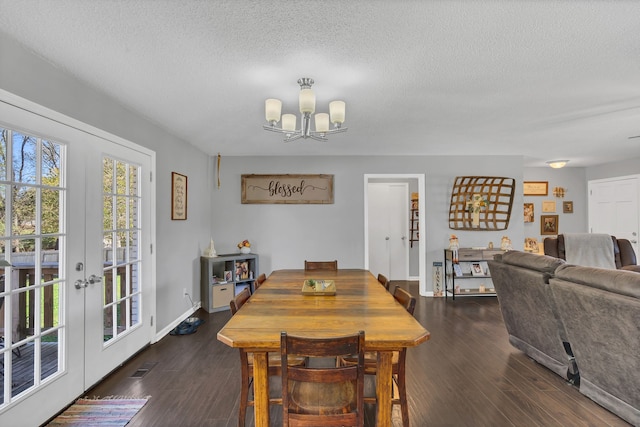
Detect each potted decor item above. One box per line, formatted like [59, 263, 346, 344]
[237, 239, 251, 254]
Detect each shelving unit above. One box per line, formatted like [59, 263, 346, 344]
[409, 208, 419, 248]
[200, 253, 259, 312]
[443, 248, 503, 300]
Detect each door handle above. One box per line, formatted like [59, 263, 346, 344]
[88, 274, 103, 284]
[401, 236, 406, 240]
[75, 279, 88, 289]
[385, 237, 390, 240]
[631, 240, 638, 244]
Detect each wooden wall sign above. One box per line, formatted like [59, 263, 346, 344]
[241, 174, 334, 204]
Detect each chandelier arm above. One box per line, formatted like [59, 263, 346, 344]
[309, 127, 348, 136]
[284, 134, 304, 143]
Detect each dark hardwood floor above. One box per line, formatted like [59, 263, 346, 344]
[80, 282, 630, 427]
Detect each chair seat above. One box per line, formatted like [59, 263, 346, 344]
[288, 380, 357, 415]
[339, 351, 400, 373]
[247, 352, 306, 367]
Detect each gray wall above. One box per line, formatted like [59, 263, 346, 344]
[1, 33, 212, 331]
[211, 155, 524, 294]
[586, 157, 640, 181]
[523, 167, 589, 240]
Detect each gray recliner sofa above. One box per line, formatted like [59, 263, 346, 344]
[488, 251, 578, 381]
[550, 264, 640, 426]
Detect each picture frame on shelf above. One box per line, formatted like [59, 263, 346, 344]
[471, 262, 484, 276]
[224, 270, 232, 282]
[453, 263, 463, 277]
[523, 181, 548, 196]
[541, 214, 559, 235]
[563, 201, 574, 213]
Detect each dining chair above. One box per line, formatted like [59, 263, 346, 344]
[280, 330, 365, 427]
[229, 287, 305, 427]
[377, 273, 391, 291]
[339, 285, 416, 427]
[254, 273, 266, 291]
[304, 260, 338, 271]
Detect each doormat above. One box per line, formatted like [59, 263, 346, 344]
[46, 396, 150, 426]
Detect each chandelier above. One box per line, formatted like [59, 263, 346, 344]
[263, 78, 347, 142]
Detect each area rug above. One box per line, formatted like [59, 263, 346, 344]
[47, 396, 149, 426]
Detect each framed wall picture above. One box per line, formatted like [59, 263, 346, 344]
[541, 214, 558, 235]
[523, 181, 548, 196]
[171, 172, 187, 220]
[524, 237, 540, 253]
[524, 203, 534, 223]
[241, 174, 334, 204]
[542, 200, 556, 213]
[563, 201, 574, 213]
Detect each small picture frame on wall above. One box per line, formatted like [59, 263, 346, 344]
[523, 181, 548, 196]
[524, 237, 540, 253]
[541, 215, 559, 235]
[563, 201, 574, 213]
[171, 172, 188, 220]
[524, 203, 534, 223]
[542, 200, 556, 213]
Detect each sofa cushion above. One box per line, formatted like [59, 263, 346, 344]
[555, 264, 640, 299]
[497, 250, 565, 275]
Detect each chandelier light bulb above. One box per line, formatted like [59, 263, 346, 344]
[329, 101, 346, 125]
[265, 99, 282, 124]
[282, 114, 297, 132]
[299, 89, 316, 114]
[315, 113, 329, 133]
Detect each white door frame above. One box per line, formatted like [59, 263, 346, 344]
[364, 174, 426, 296]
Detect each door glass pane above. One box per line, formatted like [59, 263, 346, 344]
[12, 132, 37, 184]
[0, 131, 65, 409]
[102, 156, 141, 345]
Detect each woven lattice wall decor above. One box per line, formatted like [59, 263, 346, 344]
[448, 176, 515, 230]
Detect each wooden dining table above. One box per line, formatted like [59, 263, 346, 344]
[217, 269, 430, 427]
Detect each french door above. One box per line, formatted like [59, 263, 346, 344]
[0, 92, 154, 426]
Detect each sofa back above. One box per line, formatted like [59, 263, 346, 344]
[488, 251, 577, 379]
[543, 234, 637, 268]
[550, 264, 640, 426]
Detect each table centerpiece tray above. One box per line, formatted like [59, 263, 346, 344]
[302, 279, 336, 295]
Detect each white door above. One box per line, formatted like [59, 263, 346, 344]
[588, 176, 640, 257]
[0, 93, 154, 426]
[367, 183, 409, 281]
[77, 144, 153, 389]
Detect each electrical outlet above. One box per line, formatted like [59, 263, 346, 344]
[183, 287, 187, 298]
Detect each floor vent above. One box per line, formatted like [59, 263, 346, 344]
[130, 361, 157, 378]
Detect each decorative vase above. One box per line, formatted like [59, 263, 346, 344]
[240, 247, 251, 254]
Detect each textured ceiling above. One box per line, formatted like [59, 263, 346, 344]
[1, 1, 639, 166]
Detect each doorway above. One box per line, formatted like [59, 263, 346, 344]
[364, 174, 426, 294]
[0, 91, 155, 426]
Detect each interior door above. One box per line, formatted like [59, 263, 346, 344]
[367, 183, 409, 280]
[588, 176, 640, 256]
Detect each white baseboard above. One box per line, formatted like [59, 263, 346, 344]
[153, 301, 201, 343]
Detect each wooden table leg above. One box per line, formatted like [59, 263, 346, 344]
[252, 352, 270, 427]
[376, 350, 393, 427]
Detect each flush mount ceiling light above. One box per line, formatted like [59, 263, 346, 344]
[546, 160, 569, 169]
[263, 78, 347, 142]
